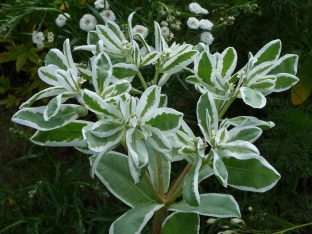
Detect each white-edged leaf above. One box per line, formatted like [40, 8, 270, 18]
[43, 95, 62, 120]
[213, 150, 228, 187]
[183, 156, 202, 207]
[273, 73, 299, 92]
[253, 39, 281, 66]
[227, 116, 275, 130]
[246, 62, 273, 86]
[92, 52, 112, 95]
[127, 12, 135, 40]
[154, 21, 162, 52]
[168, 193, 241, 218]
[112, 63, 138, 82]
[223, 155, 281, 192]
[162, 212, 199, 234]
[96, 25, 123, 53]
[140, 51, 160, 67]
[45, 48, 67, 70]
[109, 201, 164, 234]
[146, 126, 172, 153]
[102, 80, 131, 100]
[145, 107, 183, 134]
[136, 85, 160, 120]
[161, 50, 198, 74]
[78, 67, 92, 81]
[82, 89, 122, 119]
[56, 68, 79, 92]
[240, 87, 266, 108]
[250, 76, 276, 92]
[91, 119, 123, 138]
[20, 87, 67, 108]
[146, 142, 171, 193]
[38, 65, 60, 86]
[268, 54, 299, 75]
[30, 120, 91, 146]
[106, 20, 126, 42]
[63, 39, 76, 71]
[218, 47, 237, 78]
[194, 51, 215, 85]
[11, 105, 79, 130]
[87, 30, 100, 45]
[91, 151, 155, 207]
[228, 126, 262, 143]
[217, 140, 260, 158]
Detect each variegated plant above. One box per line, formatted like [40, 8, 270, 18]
[12, 12, 299, 234]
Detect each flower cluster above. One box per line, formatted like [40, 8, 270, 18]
[32, 31, 54, 49]
[186, 3, 214, 45]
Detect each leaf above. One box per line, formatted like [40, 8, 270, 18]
[194, 51, 214, 85]
[63, 39, 75, 70]
[112, 63, 138, 82]
[43, 95, 62, 120]
[154, 21, 162, 52]
[45, 48, 67, 70]
[217, 141, 260, 158]
[268, 54, 299, 75]
[38, 65, 60, 86]
[91, 119, 124, 138]
[146, 107, 182, 134]
[27, 48, 41, 64]
[213, 150, 228, 187]
[253, 39, 281, 66]
[228, 126, 262, 143]
[92, 52, 112, 95]
[162, 212, 199, 234]
[11, 105, 79, 130]
[140, 51, 160, 67]
[87, 30, 100, 45]
[161, 50, 198, 74]
[109, 201, 164, 234]
[146, 126, 172, 153]
[102, 80, 131, 100]
[136, 85, 160, 120]
[96, 25, 123, 54]
[240, 87, 266, 108]
[183, 157, 202, 207]
[106, 20, 126, 42]
[146, 142, 171, 193]
[20, 87, 67, 108]
[273, 73, 299, 92]
[223, 155, 281, 192]
[218, 47, 237, 78]
[168, 193, 241, 218]
[30, 120, 91, 146]
[16, 52, 28, 72]
[227, 116, 275, 130]
[56, 69, 79, 92]
[92, 151, 155, 207]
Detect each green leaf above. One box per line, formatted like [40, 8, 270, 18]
[92, 151, 155, 207]
[16, 52, 28, 72]
[106, 20, 126, 42]
[102, 80, 131, 100]
[253, 39, 281, 66]
[168, 193, 240, 218]
[30, 120, 90, 146]
[183, 157, 202, 207]
[146, 126, 172, 153]
[217, 141, 260, 158]
[136, 85, 160, 120]
[20, 87, 67, 108]
[146, 142, 171, 193]
[273, 73, 299, 92]
[145, 107, 182, 134]
[44, 95, 62, 120]
[250, 76, 276, 92]
[218, 47, 237, 78]
[247, 62, 273, 86]
[27, 48, 41, 64]
[91, 119, 124, 138]
[92, 52, 112, 95]
[63, 39, 75, 70]
[223, 155, 281, 192]
[45, 48, 67, 70]
[162, 212, 199, 234]
[140, 51, 160, 67]
[154, 21, 162, 52]
[96, 25, 123, 54]
[56, 69, 79, 92]
[109, 201, 164, 234]
[87, 31, 100, 45]
[11, 105, 79, 130]
[38, 65, 59, 86]
[213, 150, 228, 187]
[240, 87, 266, 108]
[161, 50, 198, 74]
[194, 51, 214, 85]
[227, 116, 275, 130]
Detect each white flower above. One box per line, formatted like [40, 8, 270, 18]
[161, 26, 170, 37]
[94, 0, 109, 9]
[160, 21, 168, 26]
[187, 17, 200, 29]
[200, 31, 214, 45]
[199, 19, 213, 30]
[99, 10, 116, 22]
[32, 31, 44, 45]
[37, 43, 44, 49]
[55, 13, 70, 27]
[189, 2, 208, 14]
[139, 46, 155, 56]
[47, 32, 54, 43]
[132, 25, 148, 39]
[79, 14, 97, 31]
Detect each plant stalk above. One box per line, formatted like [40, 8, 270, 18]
[156, 151, 165, 197]
[152, 207, 167, 234]
[144, 172, 164, 204]
[136, 71, 148, 89]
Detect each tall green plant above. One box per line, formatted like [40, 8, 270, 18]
[11, 12, 299, 233]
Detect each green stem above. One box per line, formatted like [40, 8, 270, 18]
[136, 71, 148, 89]
[144, 172, 163, 204]
[152, 206, 167, 234]
[218, 95, 237, 119]
[156, 151, 165, 197]
[152, 69, 160, 86]
[272, 222, 312, 234]
[164, 163, 192, 204]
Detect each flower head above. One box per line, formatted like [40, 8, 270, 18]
[94, 0, 109, 9]
[189, 2, 208, 14]
[199, 19, 213, 30]
[79, 14, 97, 31]
[99, 10, 116, 22]
[32, 31, 45, 45]
[55, 13, 70, 27]
[161, 26, 170, 37]
[132, 25, 148, 39]
[187, 17, 200, 29]
[47, 32, 54, 43]
[200, 31, 214, 45]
